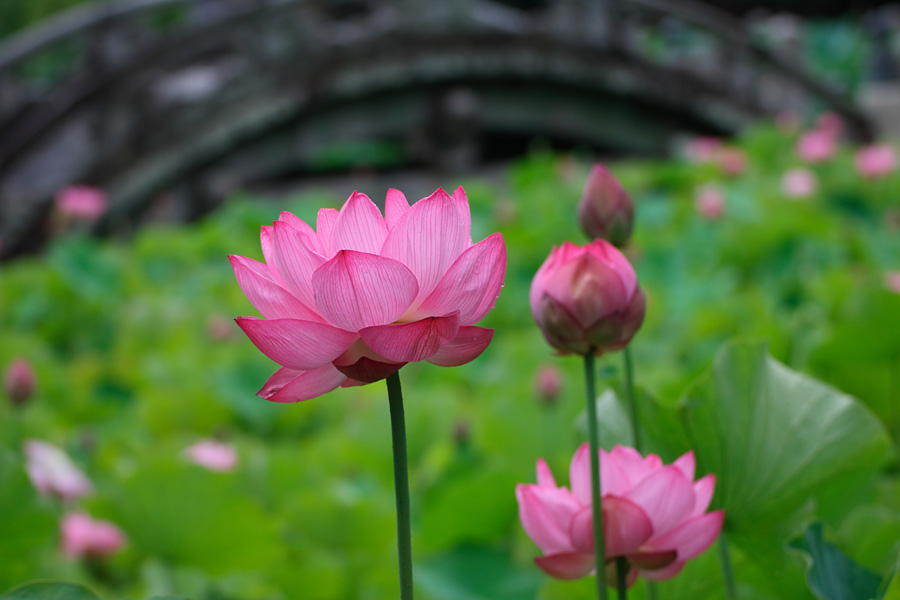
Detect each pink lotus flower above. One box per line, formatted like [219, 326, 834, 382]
[55, 186, 107, 221]
[885, 271, 900, 294]
[695, 185, 725, 220]
[781, 168, 817, 199]
[24, 440, 93, 501]
[530, 240, 645, 356]
[577, 164, 634, 247]
[855, 144, 898, 179]
[61, 513, 125, 559]
[517, 445, 723, 584]
[716, 148, 745, 177]
[183, 440, 238, 472]
[231, 188, 506, 401]
[796, 130, 836, 163]
[4, 358, 36, 407]
[535, 364, 563, 405]
[816, 111, 844, 138]
[684, 137, 722, 163]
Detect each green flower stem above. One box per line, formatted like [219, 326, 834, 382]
[584, 352, 608, 600]
[622, 345, 657, 600]
[616, 557, 629, 600]
[386, 372, 414, 600]
[718, 531, 738, 600]
[623, 346, 640, 451]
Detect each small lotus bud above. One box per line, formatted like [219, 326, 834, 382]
[61, 513, 125, 559]
[781, 168, 817, 199]
[4, 358, 35, 407]
[577, 164, 634, 247]
[530, 240, 646, 356]
[695, 185, 725, 220]
[535, 365, 562, 406]
[183, 439, 238, 472]
[55, 186, 107, 222]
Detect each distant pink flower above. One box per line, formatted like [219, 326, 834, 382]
[24, 440, 92, 501]
[816, 111, 844, 138]
[885, 271, 900, 294]
[4, 358, 36, 407]
[535, 364, 563, 405]
[61, 513, 125, 559]
[855, 144, 898, 179]
[716, 148, 745, 176]
[796, 130, 837, 163]
[517, 445, 723, 584]
[684, 137, 722, 163]
[231, 188, 506, 402]
[183, 440, 238, 472]
[781, 168, 817, 199]
[695, 185, 725, 220]
[530, 240, 645, 356]
[55, 186, 107, 221]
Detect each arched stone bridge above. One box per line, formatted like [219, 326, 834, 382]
[0, 0, 873, 258]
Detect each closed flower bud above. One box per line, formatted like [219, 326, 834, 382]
[4, 358, 36, 408]
[530, 240, 645, 356]
[577, 164, 634, 247]
[535, 364, 562, 405]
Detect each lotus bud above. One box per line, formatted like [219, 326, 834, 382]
[4, 358, 36, 408]
[577, 164, 634, 247]
[530, 240, 646, 356]
[535, 364, 562, 406]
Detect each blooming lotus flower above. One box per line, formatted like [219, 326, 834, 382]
[517, 444, 723, 584]
[231, 188, 506, 401]
[796, 130, 836, 163]
[855, 144, 898, 179]
[4, 358, 36, 407]
[55, 186, 107, 221]
[24, 440, 93, 501]
[530, 240, 645, 356]
[577, 164, 634, 247]
[183, 439, 238, 472]
[781, 168, 817, 199]
[716, 148, 745, 177]
[694, 185, 725, 220]
[61, 513, 125, 559]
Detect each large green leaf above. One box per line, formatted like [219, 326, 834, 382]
[680, 341, 891, 528]
[788, 523, 883, 600]
[0, 582, 101, 600]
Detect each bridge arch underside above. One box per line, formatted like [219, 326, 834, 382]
[1, 34, 789, 254]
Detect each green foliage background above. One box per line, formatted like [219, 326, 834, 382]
[1, 121, 899, 599]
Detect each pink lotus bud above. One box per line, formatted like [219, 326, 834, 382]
[855, 144, 898, 179]
[775, 111, 800, 134]
[61, 513, 125, 559]
[516, 444, 723, 583]
[535, 364, 562, 405]
[695, 185, 725, 220]
[716, 148, 745, 177]
[781, 168, 817, 199]
[885, 271, 900, 294]
[4, 358, 36, 407]
[183, 439, 238, 472]
[530, 240, 645, 356]
[24, 440, 93, 501]
[796, 130, 836, 163]
[55, 186, 108, 221]
[816, 111, 844, 138]
[684, 137, 722, 163]
[577, 164, 634, 247]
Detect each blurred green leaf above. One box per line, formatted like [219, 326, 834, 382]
[0, 582, 101, 600]
[788, 523, 883, 600]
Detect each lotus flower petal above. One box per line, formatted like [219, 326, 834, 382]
[625, 465, 695, 534]
[229, 255, 322, 321]
[385, 188, 410, 229]
[426, 326, 494, 367]
[272, 221, 326, 309]
[534, 552, 596, 580]
[360, 313, 460, 363]
[415, 232, 506, 324]
[235, 317, 357, 370]
[331, 192, 388, 254]
[313, 250, 418, 331]
[257, 364, 346, 402]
